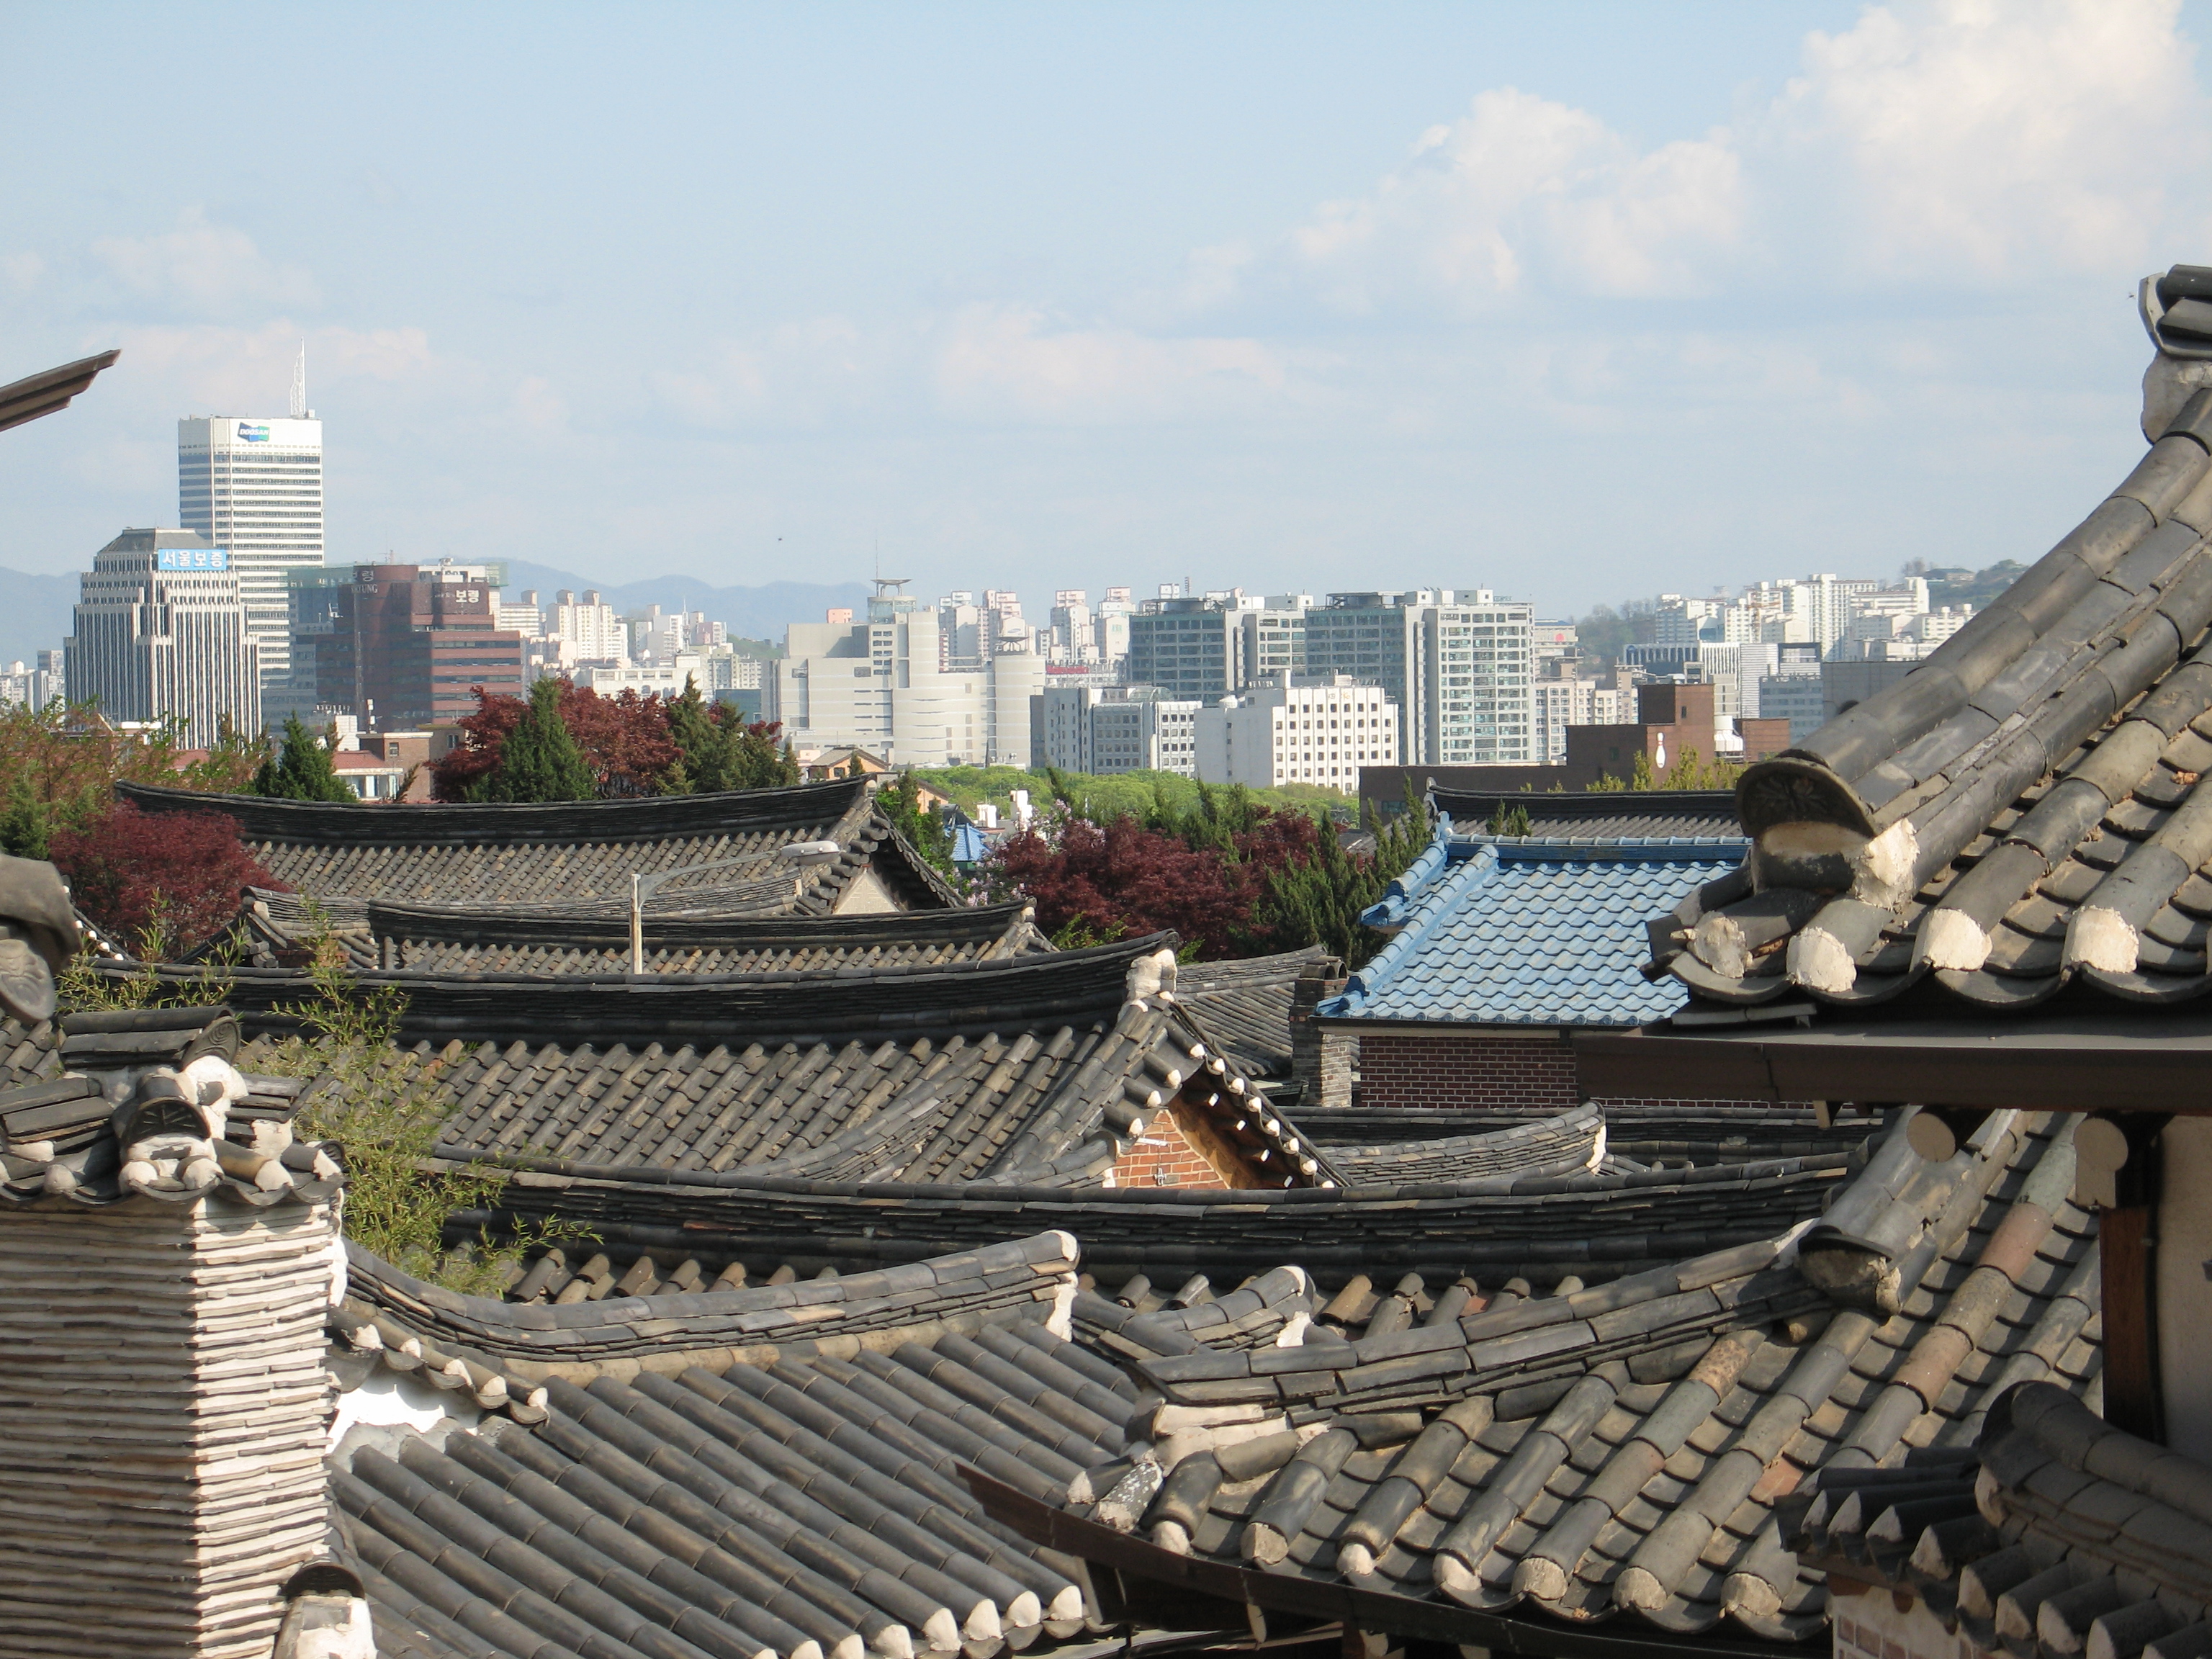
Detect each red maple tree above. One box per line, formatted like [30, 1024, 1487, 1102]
[430, 680, 683, 799]
[992, 816, 1264, 958]
[49, 802, 284, 957]
[562, 686, 683, 796]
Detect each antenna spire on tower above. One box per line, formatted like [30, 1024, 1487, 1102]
[289, 341, 307, 419]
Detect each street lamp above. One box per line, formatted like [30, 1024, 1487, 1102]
[627, 840, 843, 974]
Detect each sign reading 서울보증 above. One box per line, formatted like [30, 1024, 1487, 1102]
[156, 546, 229, 573]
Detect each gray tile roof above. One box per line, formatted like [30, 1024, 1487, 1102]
[335, 1235, 1124, 1659]
[119, 778, 960, 915]
[238, 897, 1049, 978]
[1327, 835, 1746, 1028]
[1000, 1109, 2096, 1647]
[1647, 327, 2212, 1013]
[1170, 946, 1331, 1079]
[1793, 1382, 2212, 1659]
[169, 939, 1312, 1197]
[477, 1113, 1862, 1290]
[1431, 788, 1743, 842]
[0, 1006, 338, 1208]
[331, 1097, 2090, 1659]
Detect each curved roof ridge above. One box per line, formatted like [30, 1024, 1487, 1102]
[362, 896, 1034, 950]
[119, 775, 874, 847]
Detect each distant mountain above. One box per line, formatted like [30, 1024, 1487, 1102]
[496, 562, 871, 644]
[0, 567, 78, 667]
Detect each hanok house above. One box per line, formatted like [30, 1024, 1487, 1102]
[1573, 263, 2212, 1659]
[0, 860, 2035, 1659]
[1, 989, 2087, 1659]
[225, 894, 1053, 975]
[120, 773, 959, 918]
[1310, 786, 1768, 1112]
[90, 926, 1881, 1286]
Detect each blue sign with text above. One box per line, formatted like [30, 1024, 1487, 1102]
[157, 546, 229, 572]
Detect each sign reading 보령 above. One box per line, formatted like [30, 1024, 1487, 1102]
[157, 546, 229, 573]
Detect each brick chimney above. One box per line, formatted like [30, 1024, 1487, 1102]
[1289, 958, 1352, 1109]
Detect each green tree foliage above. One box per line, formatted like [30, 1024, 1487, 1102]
[251, 716, 356, 802]
[0, 699, 261, 858]
[483, 677, 596, 801]
[1572, 601, 1655, 674]
[664, 676, 799, 792]
[992, 781, 1429, 966]
[1586, 743, 1741, 792]
[876, 773, 956, 874]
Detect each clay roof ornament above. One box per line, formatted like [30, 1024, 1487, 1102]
[0, 854, 81, 1024]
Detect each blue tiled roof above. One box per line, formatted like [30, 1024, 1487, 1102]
[1321, 834, 1748, 1028]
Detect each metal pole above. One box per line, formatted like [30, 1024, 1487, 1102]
[630, 872, 644, 975]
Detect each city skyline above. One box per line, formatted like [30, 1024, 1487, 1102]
[5, 4, 2209, 614]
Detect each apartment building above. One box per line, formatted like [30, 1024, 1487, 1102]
[1033, 683, 1200, 775]
[1194, 674, 1398, 790]
[1303, 589, 1534, 766]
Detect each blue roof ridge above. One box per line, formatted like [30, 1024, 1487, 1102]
[1361, 834, 1454, 926]
[1470, 834, 1753, 861]
[1323, 842, 1502, 1017]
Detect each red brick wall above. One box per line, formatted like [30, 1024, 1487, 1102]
[1357, 1030, 1780, 1112]
[1110, 1099, 1234, 1190]
[1360, 1033, 1579, 1113]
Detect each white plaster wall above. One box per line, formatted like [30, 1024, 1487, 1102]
[832, 866, 902, 914]
[2159, 1117, 2212, 1465]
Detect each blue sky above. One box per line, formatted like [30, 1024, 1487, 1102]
[4, 1, 2210, 620]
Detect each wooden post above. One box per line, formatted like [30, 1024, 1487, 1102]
[2100, 1112, 2170, 1444]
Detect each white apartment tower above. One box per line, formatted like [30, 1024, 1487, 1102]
[1303, 589, 1534, 766]
[1195, 675, 1398, 790]
[66, 529, 261, 745]
[178, 413, 323, 690]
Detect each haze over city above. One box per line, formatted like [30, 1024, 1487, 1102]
[9, 1, 2212, 621]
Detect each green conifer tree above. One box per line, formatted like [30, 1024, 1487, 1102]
[665, 677, 721, 793]
[487, 678, 595, 802]
[251, 716, 356, 803]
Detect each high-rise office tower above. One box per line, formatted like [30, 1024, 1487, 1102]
[178, 411, 323, 692]
[66, 529, 261, 745]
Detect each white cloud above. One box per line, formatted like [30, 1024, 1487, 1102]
[513, 376, 567, 431]
[932, 305, 1289, 423]
[114, 322, 434, 411]
[91, 208, 320, 314]
[648, 318, 874, 428]
[1, 253, 43, 292]
[647, 310, 1290, 430]
[1214, 0, 2203, 318]
[1277, 89, 1743, 312]
[1771, 0, 2203, 278]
